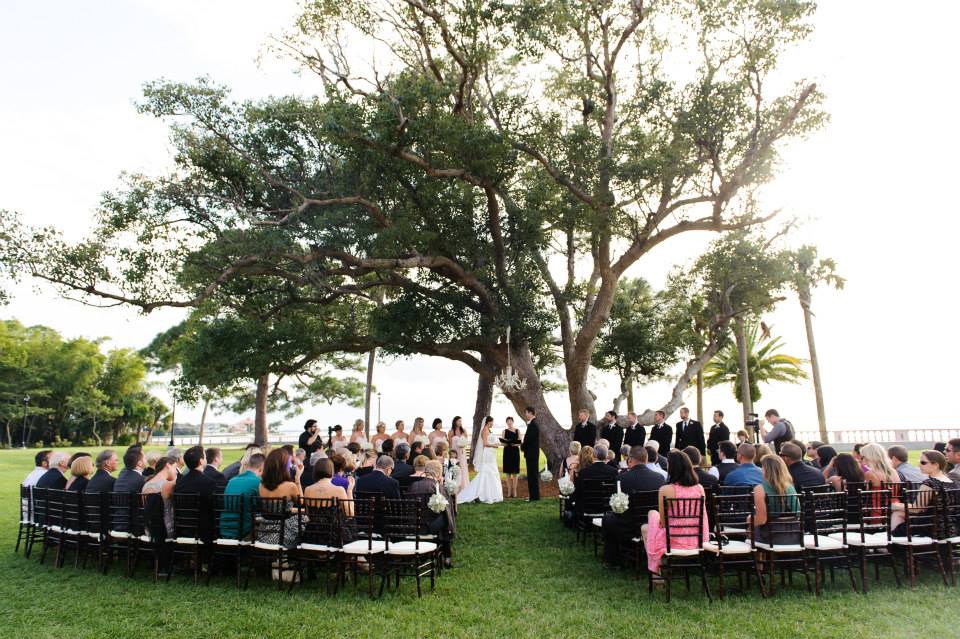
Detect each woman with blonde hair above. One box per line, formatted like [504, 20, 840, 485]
[66, 455, 94, 491]
[752, 455, 800, 545]
[860, 443, 899, 488]
[350, 419, 368, 446]
[142, 451, 162, 478]
[578, 445, 596, 470]
[754, 443, 773, 466]
[371, 421, 390, 452]
[410, 417, 429, 447]
[562, 441, 582, 481]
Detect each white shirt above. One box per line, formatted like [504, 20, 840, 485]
[709, 459, 735, 479]
[644, 462, 668, 480]
[23, 467, 47, 487]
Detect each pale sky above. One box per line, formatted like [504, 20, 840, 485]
[2, 1, 958, 434]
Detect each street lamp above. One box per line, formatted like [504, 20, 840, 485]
[20, 395, 30, 449]
[169, 396, 176, 447]
[377, 392, 381, 423]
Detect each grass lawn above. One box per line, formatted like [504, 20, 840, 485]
[0, 447, 950, 639]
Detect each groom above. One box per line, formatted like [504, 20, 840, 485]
[521, 406, 540, 501]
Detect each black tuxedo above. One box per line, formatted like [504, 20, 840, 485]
[114, 468, 145, 494]
[572, 461, 618, 507]
[407, 477, 456, 560]
[174, 468, 216, 497]
[522, 418, 541, 500]
[85, 469, 116, 494]
[675, 419, 706, 455]
[572, 421, 596, 447]
[354, 469, 401, 500]
[695, 468, 720, 491]
[649, 422, 673, 455]
[706, 421, 730, 466]
[600, 464, 662, 566]
[623, 424, 646, 448]
[598, 423, 625, 461]
[203, 465, 227, 492]
[36, 468, 67, 490]
[789, 461, 827, 491]
[391, 460, 414, 481]
[618, 464, 665, 494]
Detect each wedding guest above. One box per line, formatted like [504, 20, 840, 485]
[258, 448, 303, 548]
[578, 445, 596, 475]
[304, 458, 354, 517]
[174, 446, 216, 498]
[223, 443, 260, 480]
[379, 438, 395, 459]
[22, 450, 51, 487]
[805, 441, 824, 466]
[722, 443, 763, 487]
[36, 452, 70, 489]
[887, 445, 925, 483]
[710, 441, 738, 481]
[66, 455, 94, 492]
[683, 446, 719, 490]
[891, 450, 955, 535]
[448, 417, 469, 493]
[502, 416, 521, 498]
[826, 453, 865, 492]
[408, 440, 424, 464]
[203, 447, 227, 492]
[392, 443, 414, 480]
[166, 447, 184, 473]
[115, 446, 147, 494]
[946, 439, 960, 482]
[298, 419, 322, 457]
[752, 455, 800, 545]
[754, 443, 773, 466]
[618, 445, 631, 470]
[642, 450, 708, 574]
[623, 411, 646, 449]
[220, 453, 265, 539]
[706, 411, 729, 466]
[330, 453, 350, 489]
[356, 450, 377, 477]
[142, 457, 178, 539]
[646, 440, 668, 471]
[779, 442, 826, 491]
[643, 444, 668, 480]
[405, 460, 456, 567]
[648, 411, 672, 456]
[851, 443, 866, 466]
[675, 407, 705, 456]
[433, 439, 450, 460]
[354, 455, 400, 499]
[412, 455, 429, 477]
[561, 441, 582, 481]
[599, 411, 625, 462]
[602, 445, 666, 565]
[816, 445, 837, 478]
[371, 422, 389, 452]
[861, 443, 900, 490]
[736, 430, 750, 445]
[572, 444, 617, 507]
[350, 419, 368, 446]
[392, 420, 410, 445]
[429, 418, 447, 446]
[572, 408, 597, 447]
[85, 450, 118, 493]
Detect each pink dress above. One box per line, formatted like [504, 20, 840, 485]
[450, 433, 469, 491]
[645, 483, 709, 573]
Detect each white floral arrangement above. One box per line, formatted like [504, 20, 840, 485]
[375, 440, 383, 452]
[360, 442, 373, 452]
[558, 476, 575, 496]
[428, 491, 449, 513]
[414, 434, 429, 446]
[609, 482, 629, 514]
[444, 477, 460, 496]
[454, 435, 469, 449]
[539, 468, 553, 483]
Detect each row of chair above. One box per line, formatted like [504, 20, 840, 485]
[16, 486, 443, 598]
[562, 480, 960, 600]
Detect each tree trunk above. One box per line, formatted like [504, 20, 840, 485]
[612, 376, 629, 415]
[696, 370, 704, 423]
[92, 414, 101, 447]
[364, 347, 376, 439]
[470, 353, 494, 466]
[734, 315, 753, 424]
[627, 381, 634, 413]
[254, 374, 269, 447]
[198, 397, 210, 446]
[800, 292, 829, 444]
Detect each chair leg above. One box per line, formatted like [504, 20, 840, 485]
[717, 560, 726, 600]
[699, 560, 712, 603]
[859, 550, 869, 594]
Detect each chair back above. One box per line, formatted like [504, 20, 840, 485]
[761, 494, 802, 548]
[83, 491, 108, 538]
[718, 484, 754, 496]
[803, 491, 847, 545]
[141, 492, 167, 542]
[298, 497, 341, 547]
[854, 489, 892, 541]
[20, 485, 33, 523]
[172, 492, 212, 541]
[382, 498, 425, 548]
[578, 479, 616, 516]
[61, 489, 83, 533]
[42, 488, 63, 531]
[663, 497, 705, 553]
[108, 492, 135, 534]
[710, 492, 754, 548]
[214, 493, 251, 540]
[901, 487, 939, 541]
[250, 495, 293, 545]
[941, 487, 960, 540]
[627, 489, 660, 529]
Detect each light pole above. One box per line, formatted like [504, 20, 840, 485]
[377, 392, 381, 424]
[168, 396, 176, 447]
[20, 395, 30, 449]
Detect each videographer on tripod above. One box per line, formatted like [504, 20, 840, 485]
[743, 413, 760, 444]
[759, 408, 794, 453]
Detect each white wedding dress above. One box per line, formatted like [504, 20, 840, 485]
[457, 433, 503, 504]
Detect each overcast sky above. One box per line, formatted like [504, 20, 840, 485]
[2, 1, 958, 434]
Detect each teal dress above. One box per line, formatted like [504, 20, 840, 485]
[756, 480, 800, 546]
[220, 471, 261, 539]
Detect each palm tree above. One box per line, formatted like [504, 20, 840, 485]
[703, 320, 807, 405]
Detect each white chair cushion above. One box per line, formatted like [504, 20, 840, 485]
[85, 531, 101, 539]
[341, 540, 386, 554]
[754, 541, 803, 553]
[803, 534, 845, 550]
[891, 536, 935, 546]
[630, 537, 642, 544]
[138, 535, 153, 543]
[703, 540, 753, 554]
[298, 542, 338, 552]
[937, 536, 960, 544]
[214, 538, 250, 547]
[385, 541, 438, 556]
[664, 547, 701, 557]
[720, 526, 748, 535]
[829, 532, 888, 547]
[252, 541, 285, 551]
[109, 531, 132, 539]
[174, 536, 204, 545]
[591, 518, 602, 527]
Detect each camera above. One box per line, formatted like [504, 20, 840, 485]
[327, 426, 334, 436]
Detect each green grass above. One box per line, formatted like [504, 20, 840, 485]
[0, 447, 950, 639]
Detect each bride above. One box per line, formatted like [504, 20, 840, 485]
[457, 416, 503, 504]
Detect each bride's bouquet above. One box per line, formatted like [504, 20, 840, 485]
[539, 468, 553, 483]
[609, 481, 629, 514]
[414, 434, 429, 446]
[429, 487, 450, 513]
[558, 475, 575, 496]
[360, 441, 373, 452]
[445, 465, 461, 495]
[454, 435, 469, 449]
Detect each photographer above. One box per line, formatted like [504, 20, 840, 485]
[759, 408, 794, 453]
[298, 419, 321, 456]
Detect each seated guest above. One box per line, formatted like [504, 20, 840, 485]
[618, 445, 631, 470]
[722, 443, 764, 487]
[805, 441, 824, 467]
[23, 450, 52, 487]
[826, 453, 865, 492]
[711, 441, 738, 482]
[85, 450, 118, 493]
[433, 440, 450, 461]
[36, 452, 70, 489]
[571, 444, 618, 508]
[220, 453, 265, 539]
[578, 445, 595, 477]
[752, 455, 801, 545]
[412, 455, 429, 477]
[203, 447, 227, 492]
[683, 446, 719, 490]
[329, 453, 350, 489]
[602, 446, 665, 567]
[115, 446, 147, 495]
[391, 443, 414, 480]
[643, 445, 668, 480]
[166, 447, 184, 474]
[143, 451, 162, 478]
[947, 439, 960, 483]
[258, 448, 303, 548]
[408, 440, 424, 464]
[356, 450, 377, 477]
[754, 443, 773, 466]
[379, 438, 395, 460]
[887, 445, 925, 483]
[174, 446, 217, 498]
[647, 440, 668, 471]
[354, 455, 401, 499]
[891, 449, 955, 535]
[816, 445, 837, 479]
[736, 430, 750, 445]
[294, 447, 307, 469]
[561, 441, 582, 480]
[304, 458, 354, 517]
[66, 455, 94, 492]
[606, 448, 619, 469]
[142, 458, 177, 539]
[860, 443, 900, 490]
[642, 450, 708, 574]
[407, 460, 456, 568]
[780, 442, 827, 491]
[222, 443, 260, 480]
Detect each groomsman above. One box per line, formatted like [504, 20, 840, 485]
[649, 411, 673, 455]
[598, 411, 624, 462]
[706, 410, 730, 466]
[572, 408, 596, 448]
[623, 411, 646, 448]
[521, 406, 541, 501]
[674, 407, 705, 456]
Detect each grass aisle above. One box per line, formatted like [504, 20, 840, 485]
[0, 449, 947, 638]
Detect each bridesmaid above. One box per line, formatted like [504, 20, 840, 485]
[350, 419, 368, 446]
[448, 416, 470, 492]
[501, 416, 521, 498]
[429, 418, 446, 447]
[392, 419, 410, 445]
[371, 421, 390, 452]
[410, 417, 429, 447]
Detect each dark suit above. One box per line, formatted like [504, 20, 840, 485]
[649, 422, 673, 456]
[572, 420, 596, 448]
[599, 423, 625, 461]
[521, 418, 541, 501]
[572, 460, 618, 508]
[695, 468, 720, 491]
[203, 465, 227, 492]
[407, 477, 456, 559]
[706, 421, 730, 466]
[222, 461, 241, 481]
[354, 469, 401, 500]
[675, 419, 706, 455]
[36, 468, 67, 490]
[391, 460, 414, 481]
[67, 476, 89, 492]
[174, 469, 216, 497]
[789, 461, 827, 491]
[623, 424, 646, 448]
[114, 468, 145, 495]
[600, 464, 663, 566]
[85, 469, 116, 494]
